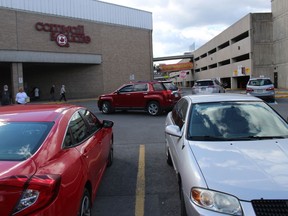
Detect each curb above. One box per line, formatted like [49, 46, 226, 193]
[225, 89, 288, 98]
[30, 98, 98, 104]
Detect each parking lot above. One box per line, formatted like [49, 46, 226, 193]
[69, 89, 288, 216]
[70, 100, 179, 216]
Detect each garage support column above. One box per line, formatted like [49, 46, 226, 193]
[231, 77, 238, 89]
[11, 63, 23, 103]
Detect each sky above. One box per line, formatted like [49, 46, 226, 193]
[100, 0, 271, 59]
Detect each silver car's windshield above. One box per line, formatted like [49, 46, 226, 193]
[187, 101, 288, 141]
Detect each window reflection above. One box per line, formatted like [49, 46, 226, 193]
[188, 102, 288, 140]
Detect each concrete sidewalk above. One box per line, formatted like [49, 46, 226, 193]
[275, 89, 288, 98]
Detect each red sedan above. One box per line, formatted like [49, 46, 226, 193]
[0, 104, 114, 216]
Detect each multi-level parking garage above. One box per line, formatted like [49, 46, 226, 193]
[192, 13, 273, 89]
[171, 0, 288, 90]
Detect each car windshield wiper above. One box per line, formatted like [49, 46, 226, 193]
[189, 135, 288, 141]
[240, 135, 287, 140]
[189, 136, 233, 141]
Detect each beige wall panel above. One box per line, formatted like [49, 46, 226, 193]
[272, 0, 288, 18]
[277, 64, 288, 88]
[0, 9, 17, 49]
[101, 25, 152, 93]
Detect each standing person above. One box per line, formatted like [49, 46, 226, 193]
[1, 85, 12, 105]
[59, 85, 67, 102]
[50, 85, 56, 101]
[34, 87, 40, 100]
[15, 87, 29, 104]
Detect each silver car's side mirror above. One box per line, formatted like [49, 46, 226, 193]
[165, 125, 182, 137]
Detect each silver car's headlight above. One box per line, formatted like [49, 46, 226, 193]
[191, 188, 242, 215]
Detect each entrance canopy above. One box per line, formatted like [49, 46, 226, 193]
[0, 51, 101, 64]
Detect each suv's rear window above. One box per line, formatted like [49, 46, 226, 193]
[152, 83, 165, 91]
[248, 79, 272, 86]
[0, 122, 53, 161]
[163, 82, 178, 91]
[195, 81, 214, 86]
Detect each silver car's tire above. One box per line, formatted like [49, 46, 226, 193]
[78, 188, 91, 216]
[180, 183, 188, 216]
[147, 101, 161, 116]
[166, 149, 173, 166]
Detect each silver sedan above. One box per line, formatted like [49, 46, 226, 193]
[165, 94, 288, 216]
[191, 79, 225, 94]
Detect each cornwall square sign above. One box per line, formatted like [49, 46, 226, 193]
[35, 22, 91, 47]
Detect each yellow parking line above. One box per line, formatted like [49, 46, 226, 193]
[135, 145, 145, 216]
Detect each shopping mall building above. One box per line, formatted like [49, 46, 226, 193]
[171, 0, 288, 89]
[0, 0, 153, 100]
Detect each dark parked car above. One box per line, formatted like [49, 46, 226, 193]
[98, 81, 181, 116]
[0, 104, 114, 216]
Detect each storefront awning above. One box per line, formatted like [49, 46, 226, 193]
[0, 51, 102, 64]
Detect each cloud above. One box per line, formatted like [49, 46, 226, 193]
[100, 0, 271, 57]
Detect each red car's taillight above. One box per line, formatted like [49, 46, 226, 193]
[2, 174, 61, 216]
[162, 90, 173, 99]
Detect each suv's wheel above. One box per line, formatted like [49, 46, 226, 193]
[102, 101, 113, 114]
[166, 149, 173, 166]
[147, 101, 161, 116]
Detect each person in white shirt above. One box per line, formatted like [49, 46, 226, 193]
[34, 87, 40, 100]
[15, 87, 28, 104]
[59, 85, 67, 101]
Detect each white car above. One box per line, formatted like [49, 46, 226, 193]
[192, 79, 225, 94]
[165, 94, 288, 216]
[246, 77, 275, 103]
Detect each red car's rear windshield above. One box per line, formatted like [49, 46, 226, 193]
[0, 122, 54, 161]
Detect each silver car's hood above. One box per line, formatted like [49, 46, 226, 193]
[189, 139, 288, 200]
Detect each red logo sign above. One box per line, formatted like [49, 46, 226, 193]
[56, 34, 68, 47]
[35, 22, 91, 47]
